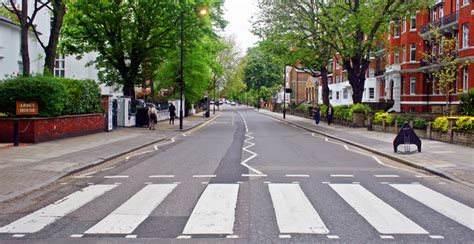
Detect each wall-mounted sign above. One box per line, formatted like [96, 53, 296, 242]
[16, 101, 38, 116]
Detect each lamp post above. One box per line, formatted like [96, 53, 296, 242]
[213, 78, 217, 114]
[179, 4, 207, 130]
[283, 65, 286, 119]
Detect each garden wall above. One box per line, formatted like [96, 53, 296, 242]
[0, 114, 106, 143]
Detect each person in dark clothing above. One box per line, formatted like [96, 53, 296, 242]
[312, 105, 321, 127]
[327, 104, 333, 126]
[169, 103, 176, 125]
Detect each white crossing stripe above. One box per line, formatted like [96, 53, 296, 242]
[0, 185, 117, 233]
[391, 184, 474, 230]
[329, 184, 428, 234]
[285, 174, 309, 178]
[104, 175, 129, 179]
[85, 184, 177, 234]
[374, 175, 399, 178]
[183, 184, 239, 234]
[268, 184, 329, 234]
[149, 175, 175, 178]
[330, 174, 354, 178]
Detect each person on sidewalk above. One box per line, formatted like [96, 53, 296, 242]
[327, 104, 333, 126]
[169, 103, 176, 125]
[312, 105, 321, 127]
[148, 106, 158, 130]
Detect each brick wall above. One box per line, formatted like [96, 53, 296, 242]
[0, 114, 106, 143]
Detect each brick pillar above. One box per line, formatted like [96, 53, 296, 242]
[427, 122, 432, 139]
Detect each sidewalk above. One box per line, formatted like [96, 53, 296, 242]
[258, 109, 474, 187]
[0, 113, 216, 203]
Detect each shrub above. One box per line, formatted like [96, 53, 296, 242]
[395, 115, 409, 127]
[334, 105, 350, 120]
[350, 103, 372, 115]
[413, 117, 427, 129]
[432, 117, 448, 132]
[0, 76, 102, 117]
[0, 76, 67, 117]
[454, 116, 474, 131]
[374, 112, 394, 125]
[459, 88, 474, 116]
[320, 104, 328, 117]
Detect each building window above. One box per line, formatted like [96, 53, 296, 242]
[394, 50, 399, 64]
[401, 76, 405, 95]
[394, 21, 400, 38]
[410, 43, 416, 62]
[432, 8, 437, 24]
[369, 88, 375, 99]
[336, 91, 340, 100]
[432, 45, 437, 56]
[54, 54, 65, 77]
[343, 88, 348, 99]
[388, 51, 391, 64]
[402, 18, 407, 33]
[464, 67, 469, 91]
[439, 5, 443, 19]
[402, 45, 406, 63]
[456, 0, 460, 10]
[410, 77, 416, 94]
[329, 90, 333, 100]
[410, 15, 416, 30]
[462, 23, 469, 48]
[463, 0, 469, 6]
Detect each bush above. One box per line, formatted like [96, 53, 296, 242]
[320, 104, 328, 117]
[374, 112, 394, 125]
[454, 116, 474, 131]
[413, 117, 427, 129]
[432, 117, 448, 132]
[395, 115, 409, 127]
[459, 88, 474, 116]
[349, 103, 372, 115]
[334, 105, 350, 120]
[0, 76, 102, 117]
[0, 76, 67, 117]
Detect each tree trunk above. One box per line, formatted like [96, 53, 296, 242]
[150, 79, 155, 99]
[20, 0, 30, 76]
[44, 0, 66, 75]
[345, 58, 369, 104]
[123, 80, 136, 100]
[320, 68, 330, 105]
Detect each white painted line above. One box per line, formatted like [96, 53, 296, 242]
[149, 175, 175, 178]
[330, 174, 354, 178]
[154, 145, 159, 150]
[173, 182, 181, 184]
[192, 175, 216, 178]
[429, 235, 444, 239]
[104, 175, 129, 179]
[438, 182, 447, 185]
[343, 145, 349, 150]
[201, 182, 209, 185]
[0, 185, 117, 233]
[182, 133, 187, 137]
[144, 182, 152, 185]
[322, 182, 330, 184]
[176, 235, 191, 239]
[87, 183, 94, 185]
[264, 181, 272, 184]
[352, 182, 360, 184]
[60, 182, 68, 185]
[285, 174, 309, 178]
[226, 235, 239, 239]
[279, 234, 291, 239]
[292, 181, 300, 184]
[100, 166, 115, 171]
[329, 184, 428, 234]
[236, 181, 244, 184]
[12, 234, 25, 238]
[411, 182, 420, 184]
[72, 176, 93, 179]
[380, 235, 394, 239]
[327, 235, 339, 239]
[372, 156, 419, 175]
[183, 184, 239, 235]
[114, 182, 122, 185]
[391, 184, 474, 230]
[125, 235, 137, 238]
[415, 175, 436, 178]
[325, 137, 329, 142]
[269, 184, 329, 234]
[70, 234, 83, 238]
[242, 174, 267, 177]
[84, 184, 177, 234]
[241, 132, 264, 175]
[374, 175, 399, 178]
[311, 133, 315, 136]
[125, 156, 130, 161]
[380, 182, 390, 184]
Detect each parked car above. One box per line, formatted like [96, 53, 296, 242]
[145, 102, 158, 109]
[210, 101, 215, 105]
[231, 101, 236, 106]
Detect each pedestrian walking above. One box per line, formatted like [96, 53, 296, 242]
[327, 104, 333, 126]
[148, 106, 158, 130]
[312, 105, 321, 127]
[169, 103, 176, 125]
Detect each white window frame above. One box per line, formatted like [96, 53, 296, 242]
[394, 50, 399, 64]
[402, 18, 407, 33]
[463, 67, 469, 91]
[343, 88, 348, 99]
[410, 43, 416, 62]
[410, 15, 417, 31]
[329, 90, 333, 100]
[54, 54, 66, 77]
[456, 0, 460, 10]
[336, 91, 340, 100]
[410, 77, 416, 94]
[439, 5, 444, 20]
[463, 0, 469, 6]
[432, 8, 437, 23]
[402, 45, 406, 63]
[369, 88, 375, 99]
[394, 21, 400, 38]
[462, 23, 469, 48]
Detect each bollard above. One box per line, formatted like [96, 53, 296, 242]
[13, 121, 19, 146]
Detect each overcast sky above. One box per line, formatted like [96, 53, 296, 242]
[223, 0, 259, 55]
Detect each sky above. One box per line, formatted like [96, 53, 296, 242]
[223, 0, 260, 55]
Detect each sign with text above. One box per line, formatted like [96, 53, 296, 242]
[16, 101, 38, 116]
[393, 123, 421, 153]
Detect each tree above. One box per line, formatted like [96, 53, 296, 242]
[253, 1, 334, 105]
[2, 0, 51, 76]
[315, 0, 426, 103]
[243, 44, 283, 92]
[422, 27, 469, 114]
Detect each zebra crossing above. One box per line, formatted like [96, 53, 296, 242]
[0, 182, 472, 240]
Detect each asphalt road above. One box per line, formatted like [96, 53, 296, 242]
[0, 105, 473, 243]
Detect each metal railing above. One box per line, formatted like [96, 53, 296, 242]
[421, 11, 459, 34]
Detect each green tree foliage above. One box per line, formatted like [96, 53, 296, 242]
[243, 44, 282, 91]
[223, 56, 247, 102]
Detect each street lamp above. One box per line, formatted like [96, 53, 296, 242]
[179, 3, 208, 130]
[283, 65, 287, 119]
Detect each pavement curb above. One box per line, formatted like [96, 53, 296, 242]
[0, 115, 217, 204]
[257, 110, 474, 188]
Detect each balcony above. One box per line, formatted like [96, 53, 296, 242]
[421, 11, 459, 34]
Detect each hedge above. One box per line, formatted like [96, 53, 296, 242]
[374, 112, 394, 125]
[0, 76, 103, 117]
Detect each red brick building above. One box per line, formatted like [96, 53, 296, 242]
[384, 0, 473, 112]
